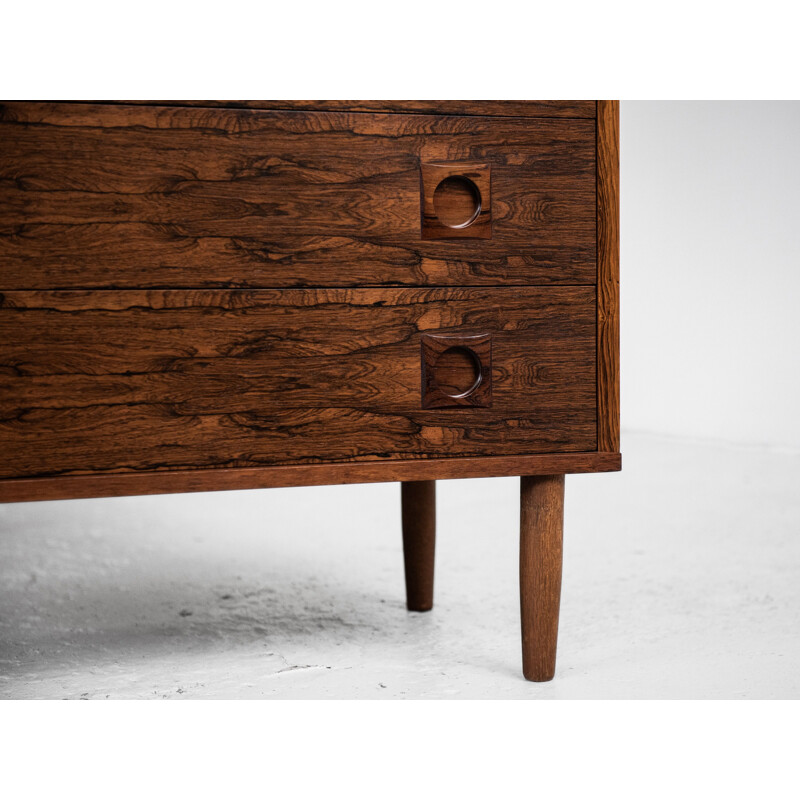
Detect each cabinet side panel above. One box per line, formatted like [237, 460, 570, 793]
[597, 100, 620, 452]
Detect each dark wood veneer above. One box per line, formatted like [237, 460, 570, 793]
[0, 102, 596, 290]
[0, 287, 596, 478]
[597, 100, 620, 453]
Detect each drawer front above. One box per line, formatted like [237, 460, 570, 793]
[0, 103, 595, 290]
[0, 288, 596, 478]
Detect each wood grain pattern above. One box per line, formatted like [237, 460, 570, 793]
[0, 102, 596, 289]
[401, 480, 436, 611]
[0, 452, 620, 503]
[520, 474, 565, 681]
[597, 100, 620, 453]
[94, 101, 597, 119]
[0, 288, 596, 479]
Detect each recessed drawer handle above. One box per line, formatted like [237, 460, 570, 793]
[421, 332, 492, 408]
[420, 163, 492, 240]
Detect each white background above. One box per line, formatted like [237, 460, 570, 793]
[622, 101, 800, 448]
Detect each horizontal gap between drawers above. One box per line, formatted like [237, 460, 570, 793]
[0, 284, 599, 292]
[69, 101, 597, 121]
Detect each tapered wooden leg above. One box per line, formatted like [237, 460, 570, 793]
[520, 474, 565, 682]
[401, 480, 436, 611]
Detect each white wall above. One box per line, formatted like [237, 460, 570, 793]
[620, 101, 800, 448]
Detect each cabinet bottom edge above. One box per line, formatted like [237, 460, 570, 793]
[0, 452, 621, 503]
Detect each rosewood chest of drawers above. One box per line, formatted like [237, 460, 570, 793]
[0, 100, 620, 682]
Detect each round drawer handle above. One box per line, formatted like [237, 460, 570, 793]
[432, 176, 482, 229]
[432, 345, 483, 398]
[421, 162, 492, 240]
[421, 333, 492, 408]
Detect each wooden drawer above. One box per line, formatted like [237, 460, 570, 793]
[0, 287, 596, 479]
[0, 102, 595, 290]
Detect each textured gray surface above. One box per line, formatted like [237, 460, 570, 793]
[1, 432, 798, 699]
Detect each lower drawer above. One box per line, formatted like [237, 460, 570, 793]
[0, 288, 596, 478]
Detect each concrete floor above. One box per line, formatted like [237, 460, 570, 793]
[1, 432, 798, 699]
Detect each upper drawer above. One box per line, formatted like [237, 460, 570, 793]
[0, 102, 596, 290]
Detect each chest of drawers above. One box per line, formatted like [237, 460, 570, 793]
[0, 100, 620, 682]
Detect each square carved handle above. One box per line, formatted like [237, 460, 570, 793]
[421, 332, 492, 408]
[420, 163, 492, 240]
